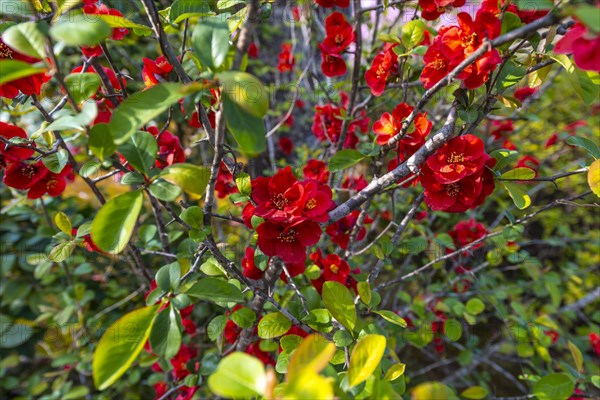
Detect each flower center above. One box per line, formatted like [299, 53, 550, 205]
[278, 229, 297, 243]
[306, 198, 317, 210]
[46, 178, 57, 189]
[0, 43, 14, 59]
[22, 165, 37, 178]
[335, 34, 344, 45]
[272, 193, 288, 209]
[326, 54, 335, 63]
[432, 58, 446, 70]
[376, 64, 386, 79]
[447, 151, 465, 164]
[329, 264, 339, 274]
[446, 183, 460, 197]
[462, 33, 477, 48]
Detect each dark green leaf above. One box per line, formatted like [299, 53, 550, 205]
[88, 123, 116, 162]
[566, 136, 600, 159]
[50, 14, 111, 47]
[149, 305, 182, 359]
[322, 281, 356, 332]
[169, 0, 212, 24]
[533, 373, 575, 400]
[147, 179, 182, 201]
[191, 16, 230, 70]
[42, 149, 68, 174]
[222, 95, 266, 157]
[117, 131, 158, 174]
[64, 73, 101, 104]
[186, 278, 244, 303]
[257, 312, 291, 339]
[231, 307, 256, 329]
[2, 21, 46, 59]
[329, 149, 366, 172]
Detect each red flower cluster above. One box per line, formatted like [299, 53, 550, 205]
[490, 120, 516, 150]
[421, 1, 501, 89]
[514, 86, 537, 103]
[142, 56, 173, 88]
[0, 39, 50, 99]
[419, 0, 466, 20]
[277, 43, 295, 73]
[448, 219, 487, 252]
[373, 102, 432, 146]
[279, 136, 294, 155]
[319, 12, 354, 77]
[302, 160, 330, 185]
[81, 0, 129, 57]
[2, 123, 74, 199]
[309, 250, 357, 293]
[312, 92, 370, 148]
[590, 332, 600, 357]
[505, 2, 550, 24]
[315, 0, 349, 8]
[325, 210, 372, 249]
[365, 44, 399, 96]
[215, 162, 238, 199]
[147, 127, 185, 169]
[246, 167, 333, 263]
[421, 134, 495, 212]
[554, 21, 600, 73]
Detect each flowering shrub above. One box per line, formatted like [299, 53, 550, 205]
[0, 0, 599, 399]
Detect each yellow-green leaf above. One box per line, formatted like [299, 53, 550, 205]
[568, 340, 583, 373]
[383, 363, 406, 382]
[322, 281, 356, 332]
[501, 167, 536, 181]
[286, 334, 336, 381]
[374, 310, 407, 328]
[93, 305, 160, 390]
[159, 163, 211, 196]
[348, 334, 386, 387]
[54, 211, 72, 236]
[588, 159, 600, 198]
[412, 382, 456, 400]
[461, 386, 488, 399]
[208, 352, 266, 398]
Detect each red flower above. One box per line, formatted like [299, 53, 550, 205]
[543, 330, 560, 344]
[590, 332, 600, 356]
[303, 160, 330, 185]
[319, 44, 347, 77]
[242, 203, 256, 229]
[426, 134, 490, 184]
[321, 253, 350, 283]
[256, 219, 321, 263]
[26, 163, 73, 199]
[373, 102, 432, 146]
[169, 344, 197, 380]
[421, 40, 456, 90]
[83, 0, 129, 40]
[342, 176, 368, 191]
[490, 120, 514, 141]
[323, 12, 354, 53]
[419, 0, 466, 20]
[365, 45, 399, 96]
[248, 42, 259, 58]
[72, 228, 103, 253]
[0, 122, 35, 162]
[505, 3, 549, 24]
[554, 22, 600, 73]
[421, 158, 496, 213]
[3, 161, 46, 190]
[242, 247, 263, 280]
[147, 127, 185, 169]
[514, 86, 538, 102]
[448, 219, 487, 251]
[315, 0, 349, 8]
[545, 132, 559, 148]
[277, 43, 295, 73]
[279, 137, 294, 155]
[515, 155, 539, 178]
[0, 39, 49, 99]
[215, 162, 238, 199]
[311, 95, 369, 148]
[325, 210, 370, 249]
[245, 343, 276, 366]
[252, 166, 299, 221]
[142, 56, 173, 88]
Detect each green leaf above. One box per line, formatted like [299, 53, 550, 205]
[218, 71, 269, 118]
[588, 159, 600, 198]
[149, 305, 182, 359]
[117, 131, 158, 174]
[574, 4, 600, 33]
[502, 182, 532, 210]
[357, 281, 371, 306]
[42, 149, 68, 174]
[186, 277, 244, 303]
[222, 95, 266, 157]
[566, 136, 600, 159]
[348, 334, 386, 387]
[412, 382, 456, 400]
[257, 312, 291, 339]
[48, 241, 75, 262]
[465, 298, 485, 315]
[147, 179, 182, 201]
[169, 0, 212, 24]
[501, 167, 536, 181]
[50, 14, 111, 47]
[280, 334, 304, 353]
[155, 262, 181, 292]
[208, 352, 266, 399]
[490, 148, 519, 172]
[180, 206, 204, 229]
[333, 329, 353, 347]
[514, 0, 553, 10]
[109, 83, 192, 145]
[322, 281, 356, 332]
[533, 373, 575, 400]
[401, 20, 425, 49]
[591, 375, 600, 389]
[92, 305, 160, 390]
[231, 307, 256, 329]
[460, 386, 488, 399]
[383, 363, 406, 382]
[551, 55, 599, 105]
[91, 190, 144, 254]
[567, 340, 583, 373]
[2, 22, 46, 59]
[329, 149, 365, 172]
[287, 334, 336, 380]
[92, 14, 152, 35]
[43, 100, 98, 133]
[159, 163, 211, 196]
[235, 172, 251, 196]
[0, 59, 47, 85]
[88, 124, 117, 161]
[374, 310, 408, 328]
[64, 73, 101, 104]
[54, 211, 72, 236]
[207, 315, 227, 341]
[192, 16, 230, 70]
